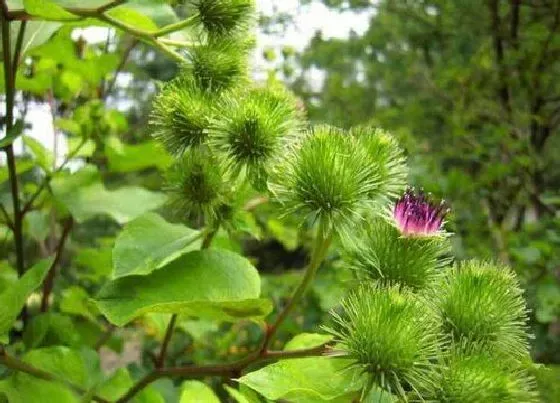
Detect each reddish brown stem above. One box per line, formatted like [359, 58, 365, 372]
[40, 218, 73, 312]
[155, 314, 177, 368]
[116, 344, 330, 403]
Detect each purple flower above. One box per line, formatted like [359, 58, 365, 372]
[393, 188, 448, 236]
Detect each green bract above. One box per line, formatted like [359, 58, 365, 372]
[326, 284, 441, 399]
[186, 38, 248, 92]
[345, 217, 450, 290]
[438, 260, 530, 358]
[269, 125, 382, 239]
[150, 77, 215, 154]
[350, 126, 408, 200]
[165, 147, 232, 223]
[209, 86, 302, 187]
[433, 349, 538, 402]
[191, 0, 254, 35]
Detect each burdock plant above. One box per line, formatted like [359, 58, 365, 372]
[0, 1, 539, 402]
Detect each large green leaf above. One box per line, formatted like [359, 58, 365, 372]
[179, 381, 219, 403]
[0, 258, 53, 343]
[0, 261, 18, 294]
[105, 137, 172, 173]
[96, 249, 272, 326]
[23, 0, 79, 20]
[51, 165, 166, 224]
[112, 212, 201, 279]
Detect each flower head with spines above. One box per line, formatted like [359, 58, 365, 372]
[325, 283, 442, 400]
[350, 126, 408, 201]
[344, 217, 450, 290]
[165, 147, 233, 224]
[186, 37, 250, 93]
[150, 77, 216, 155]
[209, 85, 303, 189]
[431, 347, 538, 402]
[437, 260, 531, 359]
[190, 0, 255, 36]
[269, 125, 383, 241]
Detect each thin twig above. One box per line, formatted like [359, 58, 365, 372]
[155, 314, 177, 369]
[12, 20, 27, 71]
[103, 38, 138, 97]
[40, 218, 73, 312]
[94, 324, 117, 351]
[97, 0, 127, 14]
[263, 223, 332, 349]
[0, 348, 109, 403]
[21, 138, 87, 216]
[0, 204, 14, 230]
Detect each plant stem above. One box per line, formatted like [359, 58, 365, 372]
[264, 222, 332, 349]
[40, 218, 73, 312]
[12, 20, 27, 71]
[155, 314, 177, 369]
[116, 344, 330, 403]
[0, 347, 110, 403]
[154, 15, 197, 37]
[1, 7, 25, 279]
[96, 0, 126, 14]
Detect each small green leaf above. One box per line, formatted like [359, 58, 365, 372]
[127, 0, 178, 26]
[0, 376, 77, 403]
[95, 367, 164, 402]
[23, 0, 79, 21]
[0, 158, 34, 184]
[0, 120, 24, 148]
[107, 5, 158, 32]
[23, 312, 80, 349]
[95, 249, 272, 326]
[23, 136, 54, 172]
[23, 347, 94, 389]
[112, 212, 201, 279]
[283, 333, 333, 351]
[0, 258, 53, 342]
[67, 137, 96, 158]
[179, 381, 219, 403]
[238, 357, 364, 402]
[60, 286, 98, 322]
[25, 210, 50, 242]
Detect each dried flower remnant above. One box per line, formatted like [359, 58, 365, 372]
[394, 188, 448, 236]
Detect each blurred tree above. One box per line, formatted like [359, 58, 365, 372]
[287, 0, 560, 364]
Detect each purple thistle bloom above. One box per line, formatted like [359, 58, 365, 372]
[393, 188, 448, 236]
